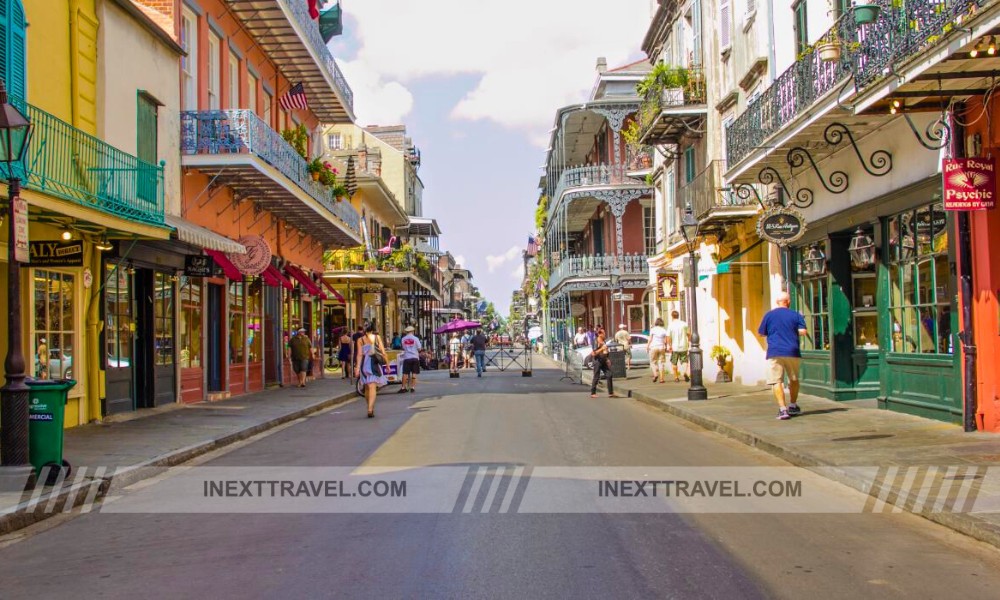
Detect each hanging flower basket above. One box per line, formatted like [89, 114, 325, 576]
[853, 4, 880, 25]
[817, 41, 842, 63]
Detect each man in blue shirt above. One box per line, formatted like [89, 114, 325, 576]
[758, 292, 808, 420]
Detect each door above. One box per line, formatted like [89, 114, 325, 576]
[104, 263, 134, 415]
[591, 219, 604, 255]
[207, 283, 224, 391]
[134, 270, 177, 408]
[264, 284, 282, 385]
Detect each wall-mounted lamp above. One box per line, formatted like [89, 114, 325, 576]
[802, 243, 827, 277]
[95, 235, 114, 251]
[988, 36, 996, 56]
[61, 229, 72, 241]
[848, 227, 876, 270]
[889, 98, 902, 115]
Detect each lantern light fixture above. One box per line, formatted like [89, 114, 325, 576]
[803, 243, 827, 277]
[848, 227, 876, 270]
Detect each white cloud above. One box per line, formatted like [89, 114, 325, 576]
[511, 264, 525, 281]
[342, 0, 651, 143]
[453, 255, 466, 268]
[338, 59, 414, 125]
[486, 245, 522, 273]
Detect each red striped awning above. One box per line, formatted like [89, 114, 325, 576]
[322, 279, 346, 304]
[285, 264, 322, 297]
[263, 265, 293, 290]
[204, 249, 242, 281]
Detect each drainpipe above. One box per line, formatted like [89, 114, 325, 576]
[765, 0, 777, 80]
[952, 103, 979, 432]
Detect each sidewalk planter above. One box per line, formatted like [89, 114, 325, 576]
[817, 41, 842, 63]
[853, 4, 880, 25]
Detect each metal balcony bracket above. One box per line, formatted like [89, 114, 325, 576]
[902, 112, 951, 151]
[594, 189, 644, 257]
[787, 146, 848, 194]
[824, 122, 893, 177]
[654, 144, 681, 160]
[233, 200, 255, 224]
[589, 106, 633, 166]
[733, 183, 767, 210]
[758, 166, 814, 209]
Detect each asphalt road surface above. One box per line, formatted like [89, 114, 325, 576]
[3, 366, 1000, 599]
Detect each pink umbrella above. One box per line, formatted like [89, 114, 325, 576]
[434, 319, 481, 335]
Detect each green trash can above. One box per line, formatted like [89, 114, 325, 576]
[27, 379, 76, 478]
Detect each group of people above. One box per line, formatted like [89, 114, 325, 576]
[448, 329, 489, 377]
[331, 323, 425, 419]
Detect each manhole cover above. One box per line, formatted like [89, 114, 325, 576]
[831, 433, 895, 442]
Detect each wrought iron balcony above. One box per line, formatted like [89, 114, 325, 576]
[683, 161, 760, 226]
[548, 163, 652, 219]
[226, 0, 354, 122]
[725, 0, 987, 170]
[6, 96, 164, 225]
[637, 66, 707, 145]
[181, 110, 361, 246]
[548, 253, 649, 290]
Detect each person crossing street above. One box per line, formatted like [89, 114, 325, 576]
[589, 327, 620, 398]
[398, 326, 422, 393]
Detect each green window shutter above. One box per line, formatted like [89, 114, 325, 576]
[8, 0, 24, 101]
[0, 1, 8, 96]
[136, 92, 159, 203]
[684, 146, 696, 184]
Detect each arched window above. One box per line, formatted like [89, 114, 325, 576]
[0, 0, 26, 100]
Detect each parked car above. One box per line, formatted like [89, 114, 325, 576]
[578, 333, 651, 369]
[35, 349, 72, 380]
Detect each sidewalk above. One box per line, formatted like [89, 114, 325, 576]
[1, 377, 357, 535]
[608, 370, 1000, 549]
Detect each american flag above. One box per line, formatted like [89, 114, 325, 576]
[526, 235, 539, 257]
[279, 83, 308, 111]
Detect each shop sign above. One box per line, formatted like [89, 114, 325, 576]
[943, 157, 995, 210]
[657, 273, 680, 301]
[13, 195, 28, 262]
[184, 255, 215, 278]
[756, 207, 806, 246]
[611, 292, 634, 302]
[29, 240, 83, 266]
[228, 235, 271, 276]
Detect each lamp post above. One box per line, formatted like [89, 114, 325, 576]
[609, 265, 621, 333]
[0, 78, 34, 476]
[680, 205, 708, 400]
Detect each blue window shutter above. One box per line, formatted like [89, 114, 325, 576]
[8, 0, 25, 100]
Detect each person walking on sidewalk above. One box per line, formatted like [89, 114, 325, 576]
[615, 324, 632, 370]
[288, 328, 312, 388]
[647, 318, 669, 383]
[589, 327, 620, 398]
[449, 332, 462, 373]
[398, 326, 421, 393]
[471, 329, 488, 377]
[573, 327, 589, 349]
[355, 323, 388, 418]
[758, 291, 808, 420]
[666, 311, 690, 383]
[338, 329, 353, 379]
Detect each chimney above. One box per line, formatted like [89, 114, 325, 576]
[596, 57, 607, 74]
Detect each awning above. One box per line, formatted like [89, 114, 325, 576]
[165, 215, 246, 254]
[285, 264, 323, 297]
[204, 249, 242, 281]
[716, 239, 765, 274]
[263, 265, 293, 290]
[322, 279, 346, 304]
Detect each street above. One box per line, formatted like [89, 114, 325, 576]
[3, 365, 1000, 600]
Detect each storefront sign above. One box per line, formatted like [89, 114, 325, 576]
[184, 255, 215, 278]
[657, 273, 680, 301]
[13, 195, 28, 262]
[756, 207, 806, 246]
[228, 236, 271, 276]
[29, 240, 84, 266]
[943, 157, 995, 210]
[611, 292, 634, 302]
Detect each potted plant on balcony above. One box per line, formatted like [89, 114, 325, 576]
[710, 345, 732, 383]
[816, 33, 842, 63]
[307, 158, 324, 181]
[852, 2, 880, 25]
[281, 124, 309, 160]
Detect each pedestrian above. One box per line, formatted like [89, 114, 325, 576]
[666, 310, 691, 382]
[351, 323, 366, 378]
[758, 291, 808, 420]
[355, 322, 388, 418]
[398, 325, 421, 393]
[288, 328, 312, 388]
[391, 331, 402, 350]
[471, 328, 488, 377]
[589, 327, 619, 398]
[614, 324, 632, 370]
[461, 331, 472, 368]
[585, 325, 596, 349]
[647, 318, 669, 383]
[338, 329, 353, 379]
[449, 332, 462, 373]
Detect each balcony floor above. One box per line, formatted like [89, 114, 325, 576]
[639, 107, 708, 145]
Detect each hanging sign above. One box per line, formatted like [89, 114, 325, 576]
[184, 254, 215, 278]
[756, 207, 806, 246]
[13, 195, 28, 263]
[943, 157, 995, 211]
[228, 235, 272, 276]
[29, 240, 84, 266]
[657, 273, 680, 301]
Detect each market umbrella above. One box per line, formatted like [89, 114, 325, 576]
[343, 154, 358, 199]
[434, 319, 481, 335]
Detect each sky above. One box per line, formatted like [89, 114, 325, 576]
[327, 0, 652, 315]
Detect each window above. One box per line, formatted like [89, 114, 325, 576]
[0, 0, 27, 101]
[229, 281, 245, 363]
[327, 133, 343, 150]
[666, 170, 677, 234]
[207, 32, 221, 110]
[684, 146, 696, 184]
[690, 0, 702, 66]
[105, 264, 133, 370]
[179, 277, 202, 368]
[794, 266, 829, 351]
[833, 0, 849, 19]
[263, 89, 273, 125]
[643, 205, 656, 256]
[248, 72, 259, 115]
[33, 270, 75, 379]
[887, 202, 952, 354]
[154, 272, 174, 366]
[721, 115, 735, 165]
[720, 0, 731, 49]
[793, 0, 808, 58]
[181, 8, 197, 110]
[248, 278, 263, 363]
[228, 51, 240, 109]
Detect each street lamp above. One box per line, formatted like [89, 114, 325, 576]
[0, 78, 34, 477]
[679, 205, 708, 400]
[609, 265, 621, 334]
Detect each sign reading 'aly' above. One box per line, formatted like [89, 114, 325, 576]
[943, 157, 996, 211]
[756, 206, 806, 246]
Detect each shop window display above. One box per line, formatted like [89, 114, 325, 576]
[179, 277, 202, 368]
[154, 272, 174, 366]
[229, 280, 246, 363]
[793, 244, 829, 351]
[33, 270, 75, 380]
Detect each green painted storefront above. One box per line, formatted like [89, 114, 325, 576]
[789, 179, 961, 424]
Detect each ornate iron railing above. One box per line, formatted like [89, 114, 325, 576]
[2, 96, 165, 225]
[180, 110, 360, 234]
[278, 0, 354, 112]
[549, 163, 651, 219]
[637, 66, 707, 139]
[549, 253, 649, 289]
[684, 160, 760, 220]
[726, 0, 986, 168]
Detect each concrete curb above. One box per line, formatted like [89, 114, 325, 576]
[0, 390, 357, 536]
[624, 385, 1000, 550]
